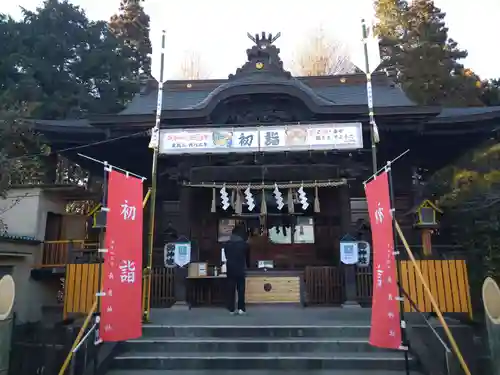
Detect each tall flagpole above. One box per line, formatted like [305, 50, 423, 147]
[362, 18, 380, 174]
[144, 30, 166, 322]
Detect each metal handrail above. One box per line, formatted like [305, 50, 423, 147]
[395, 220, 471, 375]
[400, 287, 454, 374]
[58, 301, 97, 375]
[68, 323, 98, 375]
[401, 288, 451, 352]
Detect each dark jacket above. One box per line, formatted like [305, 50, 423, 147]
[224, 234, 249, 277]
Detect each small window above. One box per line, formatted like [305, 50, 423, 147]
[269, 225, 292, 244]
[268, 217, 315, 244]
[294, 217, 315, 244]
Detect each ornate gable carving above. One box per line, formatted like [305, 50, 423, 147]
[229, 32, 292, 80]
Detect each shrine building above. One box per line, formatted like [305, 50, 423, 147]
[32, 32, 500, 308]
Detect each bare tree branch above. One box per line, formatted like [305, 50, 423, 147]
[176, 50, 210, 80]
[291, 28, 355, 76]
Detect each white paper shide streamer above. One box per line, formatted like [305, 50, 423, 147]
[297, 184, 309, 210]
[245, 186, 255, 211]
[220, 184, 230, 210]
[273, 183, 284, 210]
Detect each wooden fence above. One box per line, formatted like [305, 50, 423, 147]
[400, 259, 473, 318]
[355, 266, 373, 305]
[62, 261, 472, 318]
[41, 241, 99, 268]
[150, 267, 176, 308]
[355, 259, 473, 318]
[303, 266, 344, 305]
[63, 263, 100, 319]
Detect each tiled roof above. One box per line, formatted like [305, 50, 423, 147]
[437, 107, 500, 117]
[430, 106, 500, 123]
[31, 119, 98, 130]
[119, 90, 210, 114]
[119, 76, 415, 115]
[314, 84, 415, 107]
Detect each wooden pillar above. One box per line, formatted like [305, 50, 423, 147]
[173, 184, 191, 308]
[339, 184, 360, 307]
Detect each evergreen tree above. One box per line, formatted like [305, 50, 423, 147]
[374, 0, 408, 76]
[109, 0, 152, 76]
[16, 0, 141, 118]
[0, 0, 145, 196]
[481, 79, 500, 106]
[375, 0, 482, 106]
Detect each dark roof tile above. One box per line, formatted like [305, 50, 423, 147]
[314, 84, 415, 107]
[118, 76, 414, 115]
[430, 106, 500, 123]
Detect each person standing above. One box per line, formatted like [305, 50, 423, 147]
[224, 223, 249, 315]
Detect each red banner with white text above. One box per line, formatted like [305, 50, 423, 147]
[100, 170, 143, 342]
[365, 171, 402, 349]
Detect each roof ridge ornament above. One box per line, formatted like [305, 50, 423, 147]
[246, 32, 281, 49]
[229, 31, 291, 80]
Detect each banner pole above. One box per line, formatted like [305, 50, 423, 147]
[362, 18, 379, 174]
[91, 162, 108, 370]
[144, 30, 167, 322]
[386, 161, 411, 375]
[78, 153, 147, 181]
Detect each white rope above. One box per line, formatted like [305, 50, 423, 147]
[183, 179, 348, 189]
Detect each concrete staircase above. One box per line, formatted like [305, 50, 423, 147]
[106, 308, 423, 375]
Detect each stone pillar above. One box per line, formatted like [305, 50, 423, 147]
[339, 184, 360, 307]
[172, 185, 191, 309]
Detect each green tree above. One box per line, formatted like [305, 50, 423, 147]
[481, 79, 500, 106]
[0, 0, 150, 201]
[375, 0, 483, 106]
[16, 0, 141, 118]
[109, 0, 152, 76]
[428, 141, 500, 285]
[374, 0, 409, 77]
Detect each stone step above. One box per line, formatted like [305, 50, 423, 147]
[111, 352, 416, 371]
[108, 370, 423, 375]
[123, 337, 385, 353]
[141, 325, 371, 338]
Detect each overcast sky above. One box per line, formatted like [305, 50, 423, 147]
[4, 0, 499, 80]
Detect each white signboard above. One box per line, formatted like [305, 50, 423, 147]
[340, 241, 359, 265]
[159, 123, 363, 154]
[173, 242, 191, 267]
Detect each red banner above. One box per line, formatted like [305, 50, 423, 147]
[100, 170, 143, 342]
[365, 171, 402, 349]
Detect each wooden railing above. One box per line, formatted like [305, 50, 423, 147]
[150, 267, 176, 308]
[355, 266, 373, 304]
[41, 240, 99, 267]
[61, 260, 472, 317]
[400, 259, 473, 318]
[354, 260, 473, 318]
[303, 266, 344, 305]
[64, 263, 100, 319]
